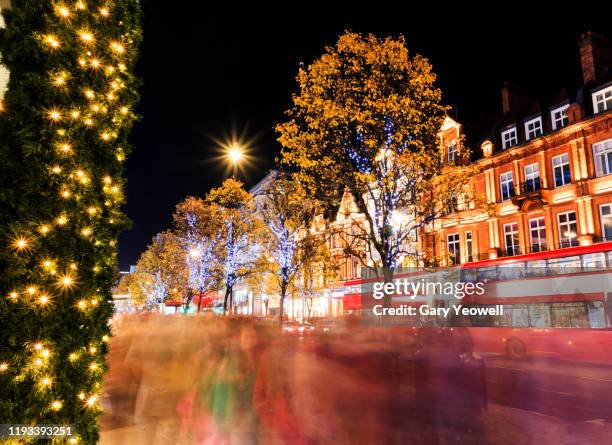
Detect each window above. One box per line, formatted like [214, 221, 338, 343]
[558, 211, 578, 248]
[524, 163, 540, 192]
[548, 255, 581, 273]
[529, 305, 552, 327]
[448, 141, 458, 162]
[500, 171, 514, 201]
[504, 223, 520, 257]
[600, 203, 612, 241]
[593, 139, 612, 177]
[552, 302, 588, 328]
[593, 86, 612, 114]
[529, 217, 546, 253]
[501, 127, 518, 149]
[447, 233, 460, 265]
[552, 154, 571, 187]
[465, 231, 474, 262]
[525, 117, 543, 140]
[551, 105, 569, 130]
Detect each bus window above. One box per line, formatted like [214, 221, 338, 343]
[510, 305, 529, 327]
[548, 256, 581, 274]
[498, 305, 513, 327]
[478, 266, 498, 281]
[462, 268, 479, 283]
[498, 263, 525, 280]
[582, 253, 606, 270]
[529, 304, 552, 327]
[526, 260, 548, 277]
[552, 302, 588, 328]
[588, 301, 606, 328]
[608, 252, 612, 268]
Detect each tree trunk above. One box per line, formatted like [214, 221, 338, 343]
[197, 291, 203, 313]
[223, 285, 232, 315]
[184, 291, 193, 314]
[383, 265, 395, 309]
[279, 276, 288, 326]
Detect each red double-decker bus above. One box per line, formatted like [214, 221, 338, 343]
[342, 241, 612, 364]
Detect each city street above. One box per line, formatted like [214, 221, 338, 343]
[100, 315, 612, 445]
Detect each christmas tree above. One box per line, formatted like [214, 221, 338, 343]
[0, 1, 141, 442]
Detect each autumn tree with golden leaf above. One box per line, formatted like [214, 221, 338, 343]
[277, 32, 473, 306]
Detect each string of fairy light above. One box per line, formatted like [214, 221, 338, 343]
[1, 2, 136, 442]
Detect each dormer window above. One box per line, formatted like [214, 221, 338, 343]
[524, 117, 543, 140]
[448, 141, 458, 162]
[551, 105, 569, 130]
[593, 86, 612, 114]
[501, 127, 518, 149]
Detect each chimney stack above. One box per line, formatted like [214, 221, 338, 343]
[500, 81, 533, 114]
[579, 31, 612, 85]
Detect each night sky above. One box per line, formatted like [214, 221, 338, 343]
[119, 4, 610, 269]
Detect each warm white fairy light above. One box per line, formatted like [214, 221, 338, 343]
[56, 215, 69, 226]
[47, 108, 62, 122]
[0, 362, 8, 372]
[109, 41, 125, 54]
[78, 30, 95, 45]
[57, 274, 76, 289]
[51, 400, 63, 411]
[12, 237, 31, 252]
[38, 294, 50, 306]
[55, 5, 71, 19]
[45, 35, 61, 49]
[52, 72, 68, 87]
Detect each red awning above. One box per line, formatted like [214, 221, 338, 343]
[343, 293, 361, 310]
[164, 300, 183, 307]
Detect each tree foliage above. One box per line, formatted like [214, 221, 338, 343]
[258, 176, 331, 321]
[173, 196, 224, 311]
[0, 1, 141, 441]
[133, 232, 188, 308]
[277, 32, 473, 279]
[206, 178, 260, 314]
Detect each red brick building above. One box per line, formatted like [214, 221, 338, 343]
[422, 32, 612, 265]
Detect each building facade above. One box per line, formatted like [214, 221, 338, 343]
[422, 32, 612, 266]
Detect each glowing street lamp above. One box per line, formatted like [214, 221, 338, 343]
[227, 144, 244, 177]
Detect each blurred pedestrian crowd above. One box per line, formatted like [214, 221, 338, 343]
[104, 314, 488, 445]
